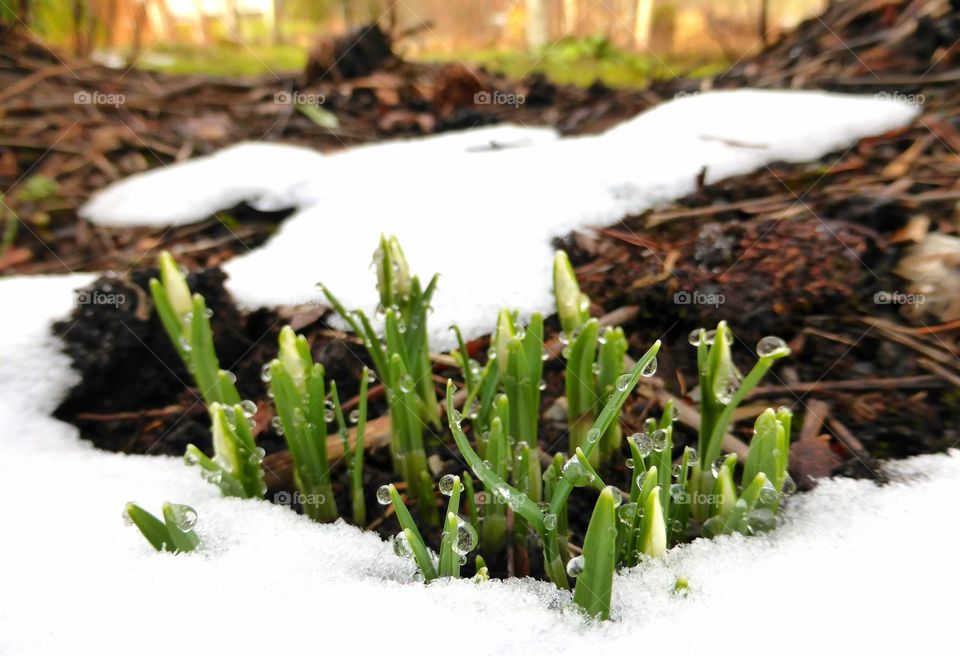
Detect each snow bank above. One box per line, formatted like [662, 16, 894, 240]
[0, 274, 957, 656]
[80, 90, 918, 349]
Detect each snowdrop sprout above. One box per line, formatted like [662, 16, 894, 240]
[158, 251, 192, 317]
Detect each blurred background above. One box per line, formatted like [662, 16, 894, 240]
[3, 0, 828, 85]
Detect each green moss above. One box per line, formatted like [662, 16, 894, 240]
[417, 37, 729, 89]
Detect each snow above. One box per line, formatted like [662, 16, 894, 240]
[1, 273, 958, 656]
[80, 90, 919, 349]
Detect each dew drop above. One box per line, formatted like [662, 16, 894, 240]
[221, 370, 237, 384]
[179, 337, 192, 352]
[566, 555, 585, 577]
[651, 429, 668, 452]
[240, 400, 257, 417]
[670, 404, 680, 421]
[543, 513, 557, 530]
[604, 485, 623, 507]
[184, 451, 199, 466]
[687, 329, 703, 346]
[376, 485, 392, 505]
[702, 330, 717, 345]
[758, 482, 780, 506]
[170, 504, 198, 532]
[672, 463, 682, 478]
[616, 374, 632, 391]
[618, 502, 637, 523]
[781, 474, 797, 496]
[393, 532, 412, 558]
[702, 515, 724, 538]
[635, 471, 647, 488]
[756, 336, 789, 358]
[686, 447, 699, 465]
[455, 518, 478, 555]
[349, 408, 361, 424]
[450, 409, 463, 425]
[710, 457, 726, 478]
[586, 428, 601, 444]
[642, 357, 658, 377]
[625, 457, 634, 469]
[631, 432, 653, 458]
[438, 474, 457, 496]
[746, 507, 776, 533]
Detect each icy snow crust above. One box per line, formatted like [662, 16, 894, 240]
[2, 276, 959, 656]
[80, 90, 919, 349]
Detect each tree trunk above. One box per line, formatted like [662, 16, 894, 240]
[633, 0, 655, 50]
[525, 0, 549, 49]
[759, 0, 770, 46]
[562, 0, 578, 35]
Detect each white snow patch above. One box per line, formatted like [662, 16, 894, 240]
[80, 90, 919, 349]
[1, 274, 958, 656]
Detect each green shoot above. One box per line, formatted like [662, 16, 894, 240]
[124, 502, 200, 553]
[351, 367, 370, 526]
[380, 483, 437, 581]
[553, 250, 590, 338]
[266, 326, 339, 522]
[570, 486, 620, 620]
[320, 235, 439, 524]
[150, 251, 241, 406]
[446, 338, 662, 590]
[688, 322, 791, 521]
[183, 402, 266, 499]
[555, 250, 632, 463]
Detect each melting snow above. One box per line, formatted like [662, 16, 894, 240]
[0, 274, 957, 656]
[80, 90, 919, 349]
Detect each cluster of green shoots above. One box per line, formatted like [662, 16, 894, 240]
[378, 249, 793, 619]
[128, 239, 793, 622]
[138, 251, 371, 528]
[320, 235, 440, 525]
